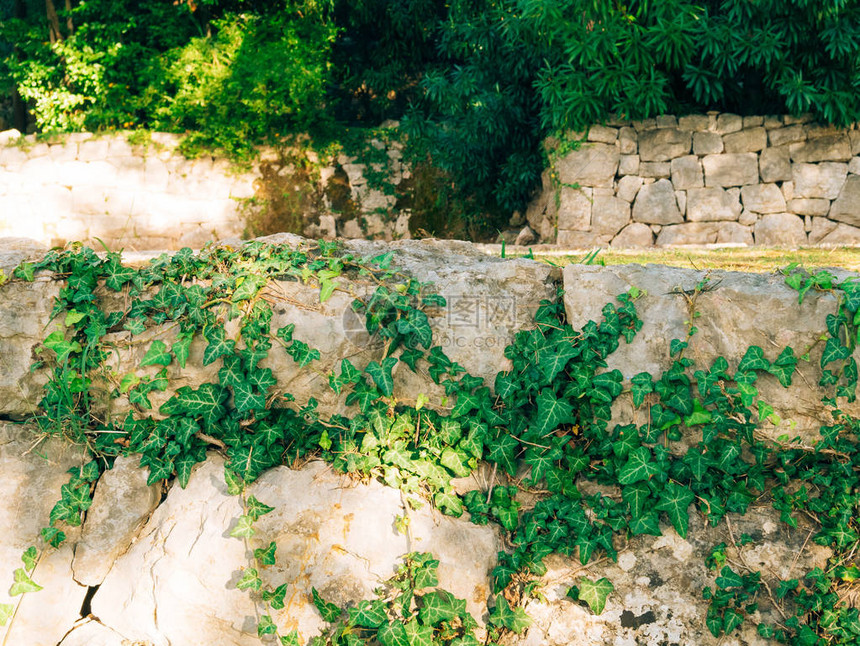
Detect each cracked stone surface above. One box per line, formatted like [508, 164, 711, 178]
[0, 423, 89, 646]
[90, 457, 499, 645]
[563, 264, 860, 444]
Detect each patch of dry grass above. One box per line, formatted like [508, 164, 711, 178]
[530, 247, 860, 273]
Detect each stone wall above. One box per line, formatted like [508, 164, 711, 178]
[0, 130, 409, 250]
[526, 113, 860, 247]
[0, 235, 855, 645]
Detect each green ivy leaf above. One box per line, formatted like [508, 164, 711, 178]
[628, 511, 661, 536]
[487, 433, 519, 476]
[236, 568, 262, 591]
[173, 333, 193, 369]
[489, 595, 531, 633]
[233, 380, 266, 414]
[434, 489, 464, 516]
[254, 541, 277, 566]
[20, 546, 37, 571]
[174, 452, 201, 488]
[348, 599, 388, 628]
[821, 336, 851, 367]
[9, 568, 42, 596]
[141, 342, 172, 370]
[203, 326, 236, 366]
[230, 515, 256, 539]
[622, 482, 651, 518]
[378, 621, 410, 646]
[738, 346, 770, 372]
[312, 587, 342, 623]
[531, 388, 574, 436]
[655, 482, 695, 538]
[247, 496, 275, 521]
[160, 384, 227, 426]
[233, 274, 266, 302]
[404, 618, 434, 646]
[366, 357, 398, 397]
[576, 577, 614, 615]
[257, 614, 277, 636]
[0, 603, 13, 626]
[715, 566, 745, 589]
[263, 583, 288, 609]
[630, 372, 654, 408]
[618, 446, 659, 485]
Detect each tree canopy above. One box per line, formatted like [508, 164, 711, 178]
[2, 0, 859, 231]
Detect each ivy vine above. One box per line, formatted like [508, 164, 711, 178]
[2, 243, 860, 645]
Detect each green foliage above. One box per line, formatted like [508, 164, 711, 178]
[13, 241, 860, 645]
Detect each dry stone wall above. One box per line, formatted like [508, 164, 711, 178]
[526, 113, 860, 247]
[0, 130, 409, 251]
[0, 235, 855, 645]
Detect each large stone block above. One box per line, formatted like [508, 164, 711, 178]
[722, 127, 767, 153]
[685, 187, 741, 221]
[554, 143, 619, 188]
[591, 191, 631, 237]
[768, 124, 807, 147]
[638, 128, 691, 162]
[759, 146, 792, 183]
[587, 125, 618, 144]
[631, 179, 682, 224]
[754, 213, 807, 245]
[788, 198, 831, 216]
[692, 131, 723, 155]
[655, 221, 751, 245]
[556, 186, 592, 231]
[618, 127, 637, 154]
[72, 455, 162, 587]
[616, 175, 643, 203]
[92, 458, 500, 645]
[713, 113, 742, 134]
[562, 263, 856, 441]
[829, 175, 860, 227]
[610, 222, 653, 247]
[702, 153, 758, 187]
[817, 222, 860, 245]
[639, 161, 670, 178]
[740, 183, 786, 214]
[789, 134, 852, 162]
[0, 423, 89, 646]
[792, 162, 847, 199]
[678, 114, 709, 131]
[669, 155, 703, 190]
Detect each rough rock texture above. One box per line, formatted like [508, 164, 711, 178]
[562, 264, 857, 442]
[0, 237, 558, 421]
[71, 455, 161, 586]
[513, 508, 829, 646]
[555, 143, 619, 188]
[525, 115, 860, 247]
[0, 132, 411, 250]
[702, 153, 759, 187]
[829, 175, 860, 226]
[92, 457, 500, 646]
[0, 423, 89, 646]
[632, 179, 682, 224]
[754, 213, 808, 246]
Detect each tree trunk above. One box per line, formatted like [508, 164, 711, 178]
[64, 0, 73, 34]
[45, 0, 62, 43]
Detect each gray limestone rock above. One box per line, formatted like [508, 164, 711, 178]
[554, 143, 619, 188]
[686, 187, 742, 222]
[638, 128, 691, 162]
[702, 153, 758, 187]
[740, 183, 786, 214]
[722, 127, 767, 153]
[91, 458, 500, 646]
[758, 146, 792, 183]
[669, 155, 703, 190]
[591, 192, 631, 237]
[72, 455, 162, 586]
[754, 213, 808, 246]
[692, 131, 723, 155]
[0, 423, 89, 646]
[789, 134, 852, 163]
[768, 124, 807, 147]
[562, 264, 857, 442]
[792, 162, 848, 199]
[610, 223, 654, 247]
[655, 222, 752, 246]
[829, 175, 860, 227]
[787, 198, 831, 216]
[556, 186, 592, 231]
[632, 179, 682, 225]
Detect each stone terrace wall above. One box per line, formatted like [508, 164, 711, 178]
[526, 113, 860, 247]
[0, 131, 409, 250]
